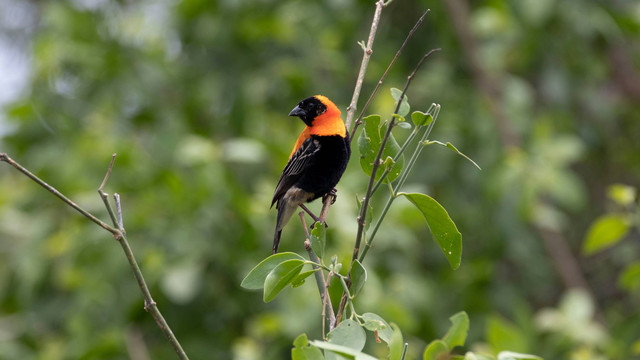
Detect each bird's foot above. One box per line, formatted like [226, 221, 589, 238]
[324, 188, 338, 205]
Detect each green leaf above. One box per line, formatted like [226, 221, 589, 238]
[327, 319, 366, 352]
[443, 311, 469, 350]
[392, 113, 406, 122]
[362, 313, 393, 344]
[619, 262, 640, 292]
[293, 334, 325, 360]
[241, 252, 305, 289]
[396, 121, 411, 129]
[424, 140, 481, 170]
[292, 269, 318, 288]
[358, 114, 405, 182]
[463, 352, 496, 360]
[399, 193, 462, 270]
[389, 323, 404, 360]
[423, 340, 449, 360]
[496, 351, 542, 360]
[324, 320, 368, 360]
[350, 260, 367, 297]
[391, 88, 410, 118]
[310, 222, 326, 259]
[486, 314, 528, 354]
[309, 341, 378, 360]
[445, 142, 481, 170]
[582, 214, 630, 255]
[263, 259, 305, 302]
[607, 184, 637, 206]
[294, 333, 310, 348]
[411, 111, 433, 127]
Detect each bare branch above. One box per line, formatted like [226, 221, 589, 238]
[1, 153, 118, 235]
[345, 0, 385, 130]
[98, 154, 119, 228]
[114, 193, 125, 232]
[98, 153, 117, 192]
[0, 153, 189, 360]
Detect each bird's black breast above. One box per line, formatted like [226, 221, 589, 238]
[296, 133, 351, 201]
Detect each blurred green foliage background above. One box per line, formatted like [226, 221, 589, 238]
[1, 0, 639, 359]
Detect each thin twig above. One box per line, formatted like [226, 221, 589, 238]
[299, 211, 335, 332]
[352, 48, 440, 264]
[337, 48, 441, 325]
[0, 153, 118, 235]
[359, 105, 440, 262]
[345, 0, 385, 131]
[0, 153, 190, 360]
[322, 271, 335, 339]
[116, 231, 188, 359]
[114, 193, 125, 232]
[98, 154, 118, 227]
[349, 8, 431, 141]
[98, 153, 117, 192]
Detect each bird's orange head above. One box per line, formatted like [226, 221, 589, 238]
[288, 95, 346, 137]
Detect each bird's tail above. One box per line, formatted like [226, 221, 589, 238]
[273, 228, 282, 254]
[273, 199, 297, 254]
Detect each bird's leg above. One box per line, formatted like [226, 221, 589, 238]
[299, 204, 329, 229]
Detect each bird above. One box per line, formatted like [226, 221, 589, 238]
[271, 95, 351, 254]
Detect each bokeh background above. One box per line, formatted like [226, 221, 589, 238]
[1, 0, 639, 359]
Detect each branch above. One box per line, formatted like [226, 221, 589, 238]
[98, 153, 119, 227]
[300, 211, 335, 338]
[349, 8, 432, 141]
[0, 153, 118, 235]
[345, 0, 385, 131]
[0, 153, 189, 360]
[336, 49, 440, 326]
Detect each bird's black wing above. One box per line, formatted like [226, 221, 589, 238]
[271, 137, 320, 207]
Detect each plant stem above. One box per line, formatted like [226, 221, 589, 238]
[117, 232, 189, 360]
[0, 153, 118, 235]
[345, 0, 385, 131]
[299, 212, 335, 327]
[98, 154, 118, 226]
[359, 106, 440, 263]
[0, 153, 189, 360]
[370, 124, 421, 195]
[337, 50, 440, 325]
[352, 48, 440, 264]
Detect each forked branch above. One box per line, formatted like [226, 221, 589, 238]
[0, 153, 189, 360]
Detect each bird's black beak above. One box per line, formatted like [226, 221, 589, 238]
[288, 104, 305, 118]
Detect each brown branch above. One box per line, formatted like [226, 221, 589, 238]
[0, 153, 118, 235]
[0, 153, 189, 360]
[345, 0, 386, 131]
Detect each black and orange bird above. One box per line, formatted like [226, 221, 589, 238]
[271, 95, 351, 254]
